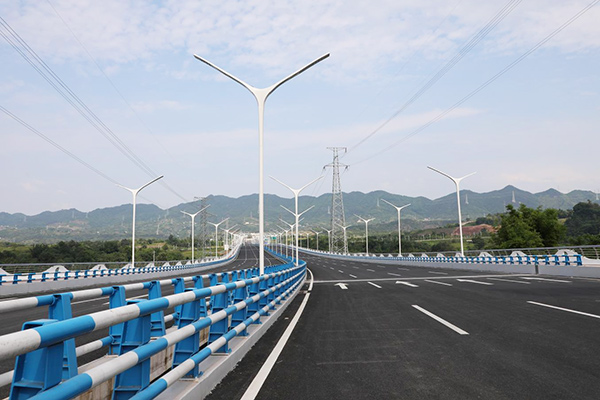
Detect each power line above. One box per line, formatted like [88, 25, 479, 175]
[347, 0, 522, 154]
[352, 0, 600, 166]
[0, 15, 189, 203]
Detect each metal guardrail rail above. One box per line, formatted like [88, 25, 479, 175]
[0, 248, 306, 400]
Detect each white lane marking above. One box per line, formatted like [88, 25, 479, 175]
[349, 274, 357, 278]
[368, 282, 382, 289]
[241, 270, 313, 400]
[396, 281, 418, 288]
[527, 301, 600, 319]
[330, 267, 334, 270]
[353, 266, 359, 269]
[424, 280, 452, 286]
[366, 269, 375, 272]
[428, 271, 448, 275]
[377, 266, 386, 268]
[487, 277, 531, 285]
[338, 270, 344, 273]
[335, 283, 348, 290]
[102, 293, 148, 306]
[412, 305, 469, 335]
[456, 279, 493, 286]
[72, 298, 107, 305]
[522, 277, 571, 283]
[387, 272, 402, 277]
[397, 268, 409, 271]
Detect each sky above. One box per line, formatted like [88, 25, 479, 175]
[1, 0, 599, 215]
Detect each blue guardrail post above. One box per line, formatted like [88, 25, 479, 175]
[112, 299, 151, 400]
[10, 319, 63, 400]
[109, 286, 127, 355]
[147, 281, 166, 338]
[48, 293, 78, 380]
[172, 288, 205, 378]
[208, 275, 231, 354]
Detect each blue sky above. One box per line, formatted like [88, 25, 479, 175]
[1, 0, 599, 215]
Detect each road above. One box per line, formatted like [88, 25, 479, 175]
[208, 250, 600, 400]
[0, 244, 283, 398]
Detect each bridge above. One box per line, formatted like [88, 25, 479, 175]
[1, 241, 599, 399]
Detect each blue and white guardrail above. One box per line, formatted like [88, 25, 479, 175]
[0, 248, 306, 400]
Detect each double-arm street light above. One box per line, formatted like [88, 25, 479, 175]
[355, 214, 375, 256]
[324, 228, 332, 253]
[336, 223, 350, 255]
[117, 175, 163, 268]
[222, 224, 238, 253]
[181, 205, 211, 263]
[208, 218, 229, 259]
[311, 229, 322, 251]
[381, 199, 410, 256]
[195, 54, 329, 275]
[427, 166, 476, 256]
[281, 205, 314, 266]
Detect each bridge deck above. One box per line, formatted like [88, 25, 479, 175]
[207, 251, 600, 399]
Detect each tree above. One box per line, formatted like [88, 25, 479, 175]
[565, 201, 600, 237]
[491, 204, 564, 249]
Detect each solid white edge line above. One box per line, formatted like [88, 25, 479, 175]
[240, 269, 312, 400]
[412, 305, 469, 335]
[527, 301, 600, 319]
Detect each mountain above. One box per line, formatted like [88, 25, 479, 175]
[0, 186, 596, 243]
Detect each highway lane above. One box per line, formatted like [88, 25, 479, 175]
[0, 244, 284, 397]
[208, 251, 600, 400]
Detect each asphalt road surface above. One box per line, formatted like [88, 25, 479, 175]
[0, 244, 282, 398]
[208, 250, 600, 400]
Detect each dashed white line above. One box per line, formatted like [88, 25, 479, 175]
[424, 280, 452, 286]
[397, 268, 409, 271]
[368, 282, 382, 289]
[528, 301, 600, 319]
[366, 269, 375, 272]
[456, 279, 493, 286]
[387, 272, 402, 277]
[349, 274, 357, 279]
[428, 271, 448, 275]
[412, 305, 469, 335]
[338, 270, 344, 273]
[396, 281, 418, 288]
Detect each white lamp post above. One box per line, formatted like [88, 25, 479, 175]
[117, 175, 163, 268]
[311, 229, 322, 251]
[195, 54, 329, 275]
[181, 205, 210, 263]
[271, 175, 323, 264]
[427, 166, 476, 256]
[222, 224, 238, 253]
[281, 205, 314, 266]
[324, 228, 332, 253]
[279, 220, 294, 259]
[336, 224, 350, 255]
[355, 215, 375, 256]
[381, 199, 410, 256]
[208, 218, 229, 259]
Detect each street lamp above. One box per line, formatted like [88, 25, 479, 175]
[222, 224, 238, 253]
[381, 199, 410, 256]
[117, 175, 163, 268]
[311, 229, 322, 251]
[324, 228, 332, 253]
[195, 53, 330, 275]
[336, 223, 350, 255]
[281, 205, 314, 266]
[354, 214, 375, 256]
[181, 205, 210, 263]
[427, 166, 476, 256]
[271, 175, 323, 263]
[279, 219, 294, 259]
[208, 218, 229, 259]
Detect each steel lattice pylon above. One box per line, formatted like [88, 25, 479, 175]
[324, 147, 348, 254]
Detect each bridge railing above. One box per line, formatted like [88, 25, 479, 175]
[0, 242, 242, 287]
[0, 255, 306, 400]
[292, 244, 600, 267]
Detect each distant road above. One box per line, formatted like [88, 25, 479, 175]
[208, 250, 600, 399]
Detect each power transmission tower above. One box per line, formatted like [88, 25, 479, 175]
[324, 147, 348, 254]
